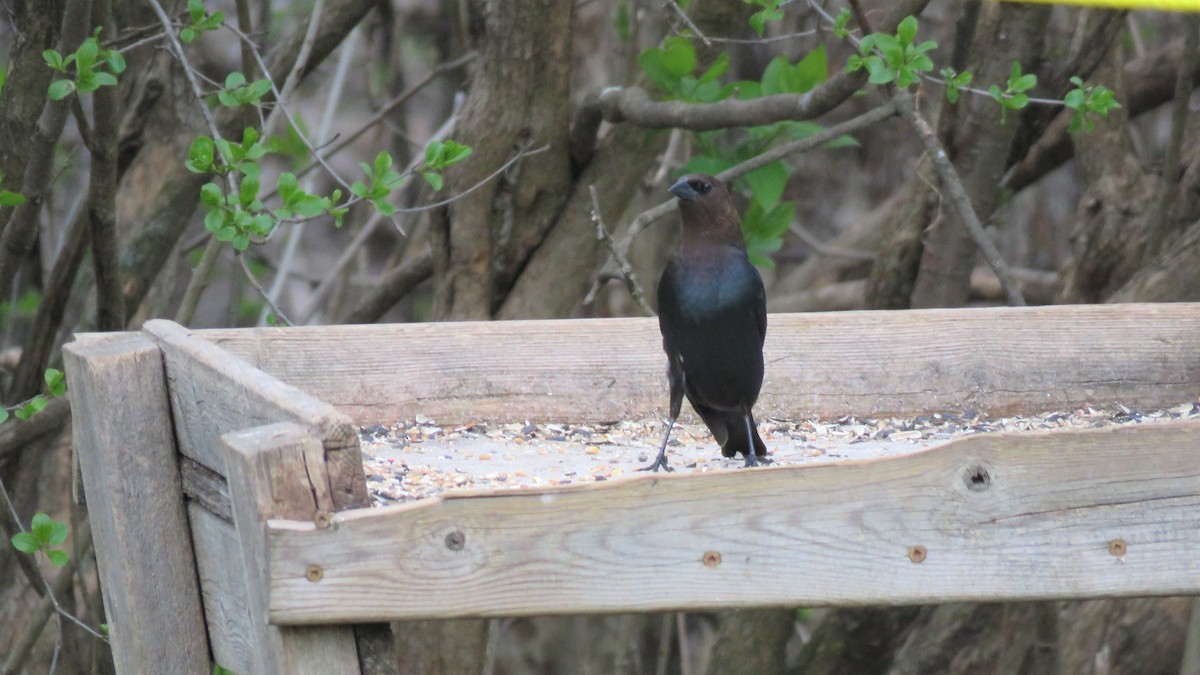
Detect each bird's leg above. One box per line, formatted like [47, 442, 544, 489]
[639, 417, 677, 473]
[742, 414, 771, 468]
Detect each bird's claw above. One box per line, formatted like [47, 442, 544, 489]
[742, 454, 772, 468]
[638, 456, 675, 473]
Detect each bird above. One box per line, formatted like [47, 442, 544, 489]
[640, 173, 769, 473]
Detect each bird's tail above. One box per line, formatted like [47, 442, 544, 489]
[695, 405, 767, 459]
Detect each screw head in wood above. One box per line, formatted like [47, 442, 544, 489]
[445, 530, 466, 551]
[703, 551, 722, 568]
[1108, 539, 1126, 557]
[305, 564, 324, 582]
[908, 545, 927, 563]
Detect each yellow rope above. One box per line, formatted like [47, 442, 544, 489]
[1003, 0, 1200, 10]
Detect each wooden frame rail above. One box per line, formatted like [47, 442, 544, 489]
[62, 303, 1200, 674]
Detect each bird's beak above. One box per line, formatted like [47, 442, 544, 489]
[669, 177, 700, 201]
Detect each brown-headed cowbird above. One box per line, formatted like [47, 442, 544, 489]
[641, 174, 769, 472]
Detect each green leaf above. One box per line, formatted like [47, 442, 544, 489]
[743, 162, 788, 212]
[203, 208, 225, 233]
[791, 45, 827, 93]
[373, 151, 393, 176]
[46, 549, 69, 566]
[188, 0, 206, 22]
[180, 26, 197, 43]
[75, 71, 99, 93]
[440, 141, 472, 166]
[421, 171, 443, 191]
[45, 368, 66, 397]
[105, 50, 126, 75]
[92, 71, 118, 88]
[46, 519, 68, 546]
[1013, 73, 1037, 93]
[216, 225, 237, 242]
[11, 532, 38, 554]
[1063, 89, 1085, 110]
[75, 38, 99, 71]
[28, 396, 47, 414]
[31, 512, 52, 537]
[658, 36, 696, 77]
[896, 16, 918, 45]
[238, 177, 259, 208]
[372, 198, 396, 216]
[292, 195, 325, 218]
[43, 50, 65, 72]
[277, 172, 298, 204]
[0, 190, 26, 207]
[48, 79, 75, 100]
[350, 180, 368, 198]
[200, 183, 222, 208]
[224, 71, 246, 89]
[232, 233, 250, 251]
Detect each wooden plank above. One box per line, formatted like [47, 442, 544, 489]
[223, 422, 361, 675]
[264, 420, 1200, 624]
[139, 319, 367, 511]
[189, 505, 255, 675]
[62, 333, 210, 673]
[198, 303, 1200, 425]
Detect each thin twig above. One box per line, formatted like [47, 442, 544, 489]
[237, 252, 292, 325]
[893, 89, 1025, 306]
[261, 0, 323, 138]
[296, 105, 461, 324]
[261, 25, 360, 325]
[1, 522, 95, 675]
[673, 27, 818, 45]
[666, 0, 711, 47]
[174, 235, 222, 326]
[589, 185, 654, 316]
[846, 0, 873, 34]
[617, 100, 898, 254]
[393, 144, 550, 213]
[789, 222, 876, 260]
[0, 480, 107, 646]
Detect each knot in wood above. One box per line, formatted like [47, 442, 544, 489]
[702, 551, 722, 568]
[305, 564, 324, 582]
[1108, 539, 1127, 557]
[907, 545, 927, 564]
[445, 530, 466, 551]
[963, 464, 991, 492]
[313, 510, 333, 529]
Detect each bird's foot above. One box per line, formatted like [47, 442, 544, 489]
[743, 453, 772, 468]
[638, 454, 675, 473]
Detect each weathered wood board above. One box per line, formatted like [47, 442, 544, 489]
[62, 334, 210, 673]
[199, 303, 1200, 425]
[265, 421, 1200, 624]
[140, 319, 367, 509]
[223, 423, 361, 675]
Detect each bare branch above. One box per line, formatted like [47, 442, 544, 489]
[893, 89, 1025, 306]
[617, 100, 898, 253]
[88, 0, 125, 331]
[589, 185, 654, 316]
[343, 247, 434, 324]
[666, 0, 711, 47]
[237, 252, 292, 325]
[174, 236, 223, 326]
[394, 144, 550, 213]
[789, 222, 876, 261]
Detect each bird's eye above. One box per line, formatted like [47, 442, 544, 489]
[689, 179, 712, 195]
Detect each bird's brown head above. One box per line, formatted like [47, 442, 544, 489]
[669, 174, 743, 247]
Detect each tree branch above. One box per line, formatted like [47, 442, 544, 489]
[589, 185, 654, 316]
[87, 0, 125, 331]
[893, 89, 1025, 306]
[588, 0, 930, 132]
[343, 247, 434, 324]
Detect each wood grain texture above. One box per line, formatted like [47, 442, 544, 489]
[223, 423, 362, 675]
[265, 421, 1200, 624]
[189, 505, 255, 675]
[199, 303, 1200, 425]
[139, 319, 367, 509]
[62, 333, 210, 673]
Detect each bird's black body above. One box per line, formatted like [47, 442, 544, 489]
[641, 174, 768, 472]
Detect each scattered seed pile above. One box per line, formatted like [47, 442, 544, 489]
[359, 400, 1200, 506]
